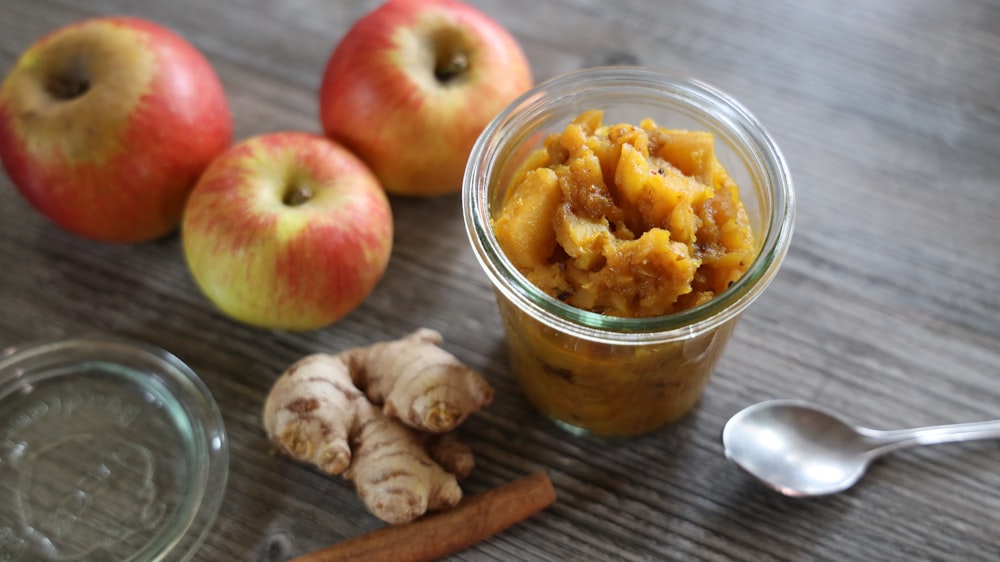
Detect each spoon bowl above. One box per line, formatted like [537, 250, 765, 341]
[722, 399, 1000, 497]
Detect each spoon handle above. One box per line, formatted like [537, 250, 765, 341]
[860, 419, 1000, 457]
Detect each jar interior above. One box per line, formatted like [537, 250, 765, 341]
[465, 68, 794, 342]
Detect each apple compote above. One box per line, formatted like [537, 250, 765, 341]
[490, 109, 756, 435]
[494, 109, 755, 316]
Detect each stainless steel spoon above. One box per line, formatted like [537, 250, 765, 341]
[721, 399, 1000, 497]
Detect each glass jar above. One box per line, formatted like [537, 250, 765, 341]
[463, 67, 795, 437]
[0, 336, 228, 560]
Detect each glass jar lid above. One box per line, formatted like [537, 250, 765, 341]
[0, 335, 228, 561]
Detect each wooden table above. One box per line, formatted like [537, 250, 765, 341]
[2, 0, 999, 560]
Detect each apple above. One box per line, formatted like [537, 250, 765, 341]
[0, 16, 232, 243]
[319, 0, 532, 197]
[182, 132, 394, 331]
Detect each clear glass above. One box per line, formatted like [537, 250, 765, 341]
[463, 67, 795, 436]
[0, 336, 228, 561]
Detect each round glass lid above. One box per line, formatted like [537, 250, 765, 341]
[0, 335, 228, 561]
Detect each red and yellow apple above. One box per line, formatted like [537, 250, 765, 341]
[0, 16, 232, 243]
[319, 0, 532, 197]
[182, 132, 394, 331]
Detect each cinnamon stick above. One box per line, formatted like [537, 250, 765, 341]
[290, 471, 556, 562]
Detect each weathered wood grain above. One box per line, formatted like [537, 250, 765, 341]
[1, 0, 998, 560]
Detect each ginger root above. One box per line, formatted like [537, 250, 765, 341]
[341, 328, 495, 432]
[262, 329, 493, 524]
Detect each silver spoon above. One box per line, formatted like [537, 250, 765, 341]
[721, 398, 1000, 497]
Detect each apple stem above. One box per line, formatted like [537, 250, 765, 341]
[47, 78, 90, 100]
[435, 52, 469, 83]
[284, 185, 314, 207]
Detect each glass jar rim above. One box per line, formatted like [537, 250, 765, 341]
[463, 66, 795, 344]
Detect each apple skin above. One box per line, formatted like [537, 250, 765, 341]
[182, 132, 394, 331]
[0, 16, 232, 243]
[319, 0, 532, 197]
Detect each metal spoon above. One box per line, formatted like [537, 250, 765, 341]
[721, 399, 1000, 497]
